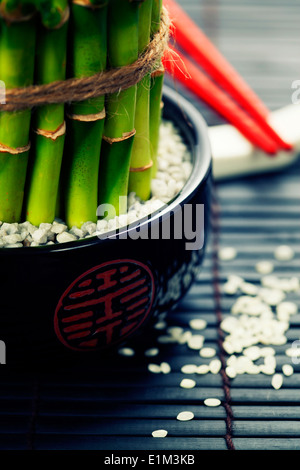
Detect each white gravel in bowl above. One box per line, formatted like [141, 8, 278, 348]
[0, 121, 192, 248]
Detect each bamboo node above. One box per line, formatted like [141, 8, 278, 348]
[35, 122, 66, 141]
[102, 129, 136, 145]
[0, 142, 31, 155]
[0, 4, 35, 23]
[130, 161, 153, 172]
[72, 0, 108, 9]
[51, 6, 70, 30]
[67, 109, 106, 122]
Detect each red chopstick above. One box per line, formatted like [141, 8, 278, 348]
[163, 0, 293, 152]
[163, 46, 279, 154]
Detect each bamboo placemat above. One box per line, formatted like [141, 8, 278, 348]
[0, 0, 299, 451]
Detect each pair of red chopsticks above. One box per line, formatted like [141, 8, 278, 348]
[162, 0, 293, 155]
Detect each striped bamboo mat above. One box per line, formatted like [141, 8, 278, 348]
[0, 0, 299, 452]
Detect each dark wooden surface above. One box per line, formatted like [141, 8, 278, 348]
[0, 0, 300, 451]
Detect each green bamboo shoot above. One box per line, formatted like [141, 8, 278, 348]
[62, 0, 107, 228]
[24, 0, 69, 226]
[150, 0, 164, 177]
[128, 0, 153, 201]
[98, 0, 141, 219]
[0, 1, 36, 222]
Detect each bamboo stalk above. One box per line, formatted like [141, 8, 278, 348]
[62, 0, 108, 228]
[149, 0, 164, 178]
[128, 0, 153, 201]
[98, 0, 141, 219]
[24, 0, 69, 226]
[0, 1, 36, 223]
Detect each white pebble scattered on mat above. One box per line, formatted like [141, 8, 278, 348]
[271, 374, 283, 390]
[118, 347, 135, 357]
[218, 247, 237, 261]
[176, 411, 194, 422]
[187, 335, 204, 350]
[152, 429, 168, 438]
[196, 364, 210, 375]
[180, 379, 196, 389]
[160, 362, 171, 374]
[181, 364, 198, 374]
[204, 398, 221, 407]
[209, 359, 222, 374]
[199, 347, 216, 358]
[274, 245, 294, 261]
[282, 364, 294, 377]
[144, 348, 160, 357]
[148, 364, 162, 374]
[189, 319, 207, 330]
[255, 261, 274, 275]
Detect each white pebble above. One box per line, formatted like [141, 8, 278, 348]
[180, 378, 196, 389]
[241, 282, 259, 296]
[181, 364, 198, 374]
[209, 359, 222, 374]
[157, 335, 177, 344]
[260, 347, 276, 357]
[160, 362, 171, 374]
[144, 348, 159, 357]
[176, 411, 194, 421]
[223, 281, 239, 295]
[189, 319, 207, 330]
[226, 366, 237, 379]
[277, 302, 298, 317]
[282, 364, 294, 376]
[218, 247, 237, 261]
[51, 222, 68, 234]
[154, 320, 167, 330]
[259, 364, 275, 375]
[199, 347, 216, 358]
[152, 429, 168, 438]
[204, 398, 221, 407]
[285, 347, 300, 358]
[167, 326, 184, 340]
[178, 331, 192, 345]
[187, 335, 204, 350]
[118, 347, 135, 357]
[274, 245, 294, 261]
[271, 373, 283, 390]
[255, 261, 274, 275]
[32, 229, 48, 244]
[243, 346, 261, 361]
[148, 364, 162, 374]
[56, 232, 77, 244]
[196, 364, 210, 375]
[258, 288, 286, 306]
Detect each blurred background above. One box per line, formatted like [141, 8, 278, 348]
[165, 0, 300, 127]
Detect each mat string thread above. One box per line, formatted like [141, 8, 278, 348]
[211, 187, 236, 451]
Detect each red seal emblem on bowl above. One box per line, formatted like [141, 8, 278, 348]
[54, 259, 155, 351]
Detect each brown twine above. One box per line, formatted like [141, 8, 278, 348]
[2, 7, 170, 114]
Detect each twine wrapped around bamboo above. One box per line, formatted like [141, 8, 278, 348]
[2, 7, 170, 113]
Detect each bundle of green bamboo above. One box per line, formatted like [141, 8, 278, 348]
[0, 0, 165, 229]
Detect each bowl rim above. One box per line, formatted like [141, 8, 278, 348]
[0, 86, 212, 256]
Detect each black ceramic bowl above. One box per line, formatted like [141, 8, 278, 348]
[0, 86, 212, 367]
